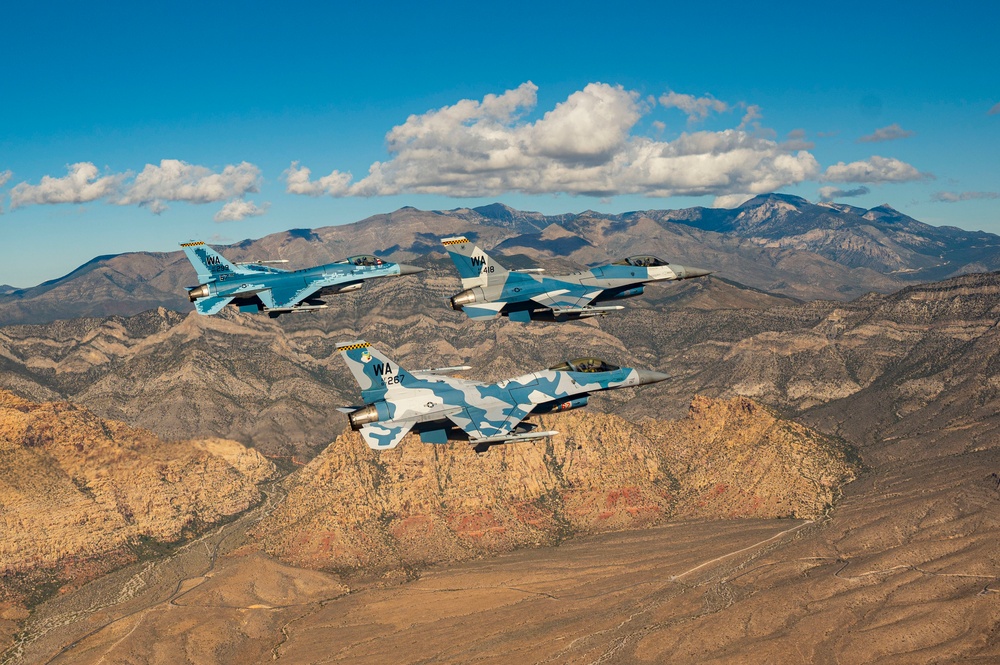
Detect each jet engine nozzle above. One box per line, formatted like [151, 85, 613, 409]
[187, 284, 211, 301]
[450, 288, 481, 311]
[348, 405, 380, 430]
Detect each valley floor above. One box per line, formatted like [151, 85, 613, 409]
[8, 446, 1000, 664]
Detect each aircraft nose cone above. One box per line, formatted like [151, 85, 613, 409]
[635, 369, 671, 385]
[397, 263, 425, 276]
[676, 265, 713, 279]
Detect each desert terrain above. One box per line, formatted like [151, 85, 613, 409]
[2, 203, 999, 662]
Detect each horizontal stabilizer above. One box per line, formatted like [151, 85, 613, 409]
[462, 302, 506, 320]
[193, 295, 234, 315]
[359, 422, 414, 449]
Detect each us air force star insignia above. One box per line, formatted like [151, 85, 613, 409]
[360, 351, 372, 363]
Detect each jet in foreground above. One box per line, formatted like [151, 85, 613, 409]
[180, 241, 423, 317]
[336, 340, 669, 451]
[442, 236, 712, 321]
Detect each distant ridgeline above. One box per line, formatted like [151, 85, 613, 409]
[1, 194, 998, 325]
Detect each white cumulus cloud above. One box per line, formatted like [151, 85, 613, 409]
[9, 163, 124, 209]
[712, 193, 754, 208]
[529, 83, 642, 162]
[284, 162, 352, 196]
[857, 123, 915, 143]
[288, 82, 820, 201]
[213, 199, 270, 221]
[659, 91, 729, 122]
[7, 160, 265, 219]
[823, 156, 929, 183]
[117, 159, 261, 212]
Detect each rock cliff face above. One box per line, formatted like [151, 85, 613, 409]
[0, 390, 276, 607]
[253, 397, 853, 576]
[668, 272, 1000, 466]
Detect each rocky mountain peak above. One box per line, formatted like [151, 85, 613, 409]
[739, 193, 811, 209]
[472, 202, 520, 220]
[732, 193, 806, 230]
[863, 203, 911, 224]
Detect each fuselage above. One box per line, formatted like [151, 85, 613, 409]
[203, 259, 403, 299]
[358, 366, 644, 440]
[450, 263, 691, 316]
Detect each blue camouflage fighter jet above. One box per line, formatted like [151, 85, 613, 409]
[336, 340, 669, 452]
[180, 241, 423, 317]
[442, 236, 712, 321]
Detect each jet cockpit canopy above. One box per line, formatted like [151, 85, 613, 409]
[549, 357, 621, 373]
[336, 255, 386, 267]
[612, 256, 669, 267]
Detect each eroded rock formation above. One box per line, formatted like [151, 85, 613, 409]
[0, 390, 276, 608]
[254, 397, 854, 575]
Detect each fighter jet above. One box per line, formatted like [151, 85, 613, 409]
[336, 340, 669, 451]
[442, 236, 712, 321]
[180, 241, 423, 317]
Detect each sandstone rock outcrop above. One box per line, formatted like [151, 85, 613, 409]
[253, 397, 854, 575]
[0, 390, 276, 607]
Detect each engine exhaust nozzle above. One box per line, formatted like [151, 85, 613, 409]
[449, 289, 478, 311]
[348, 404, 380, 430]
[187, 284, 211, 301]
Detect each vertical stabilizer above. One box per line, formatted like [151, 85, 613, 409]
[336, 340, 417, 404]
[179, 241, 249, 283]
[441, 236, 510, 289]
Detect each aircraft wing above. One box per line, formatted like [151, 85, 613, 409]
[529, 287, 602, 311]
[269, 278, 328, 309]
[444, 401, 537, 441]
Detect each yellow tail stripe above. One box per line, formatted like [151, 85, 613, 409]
[337, 342, 371, 352]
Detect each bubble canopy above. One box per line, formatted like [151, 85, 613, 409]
[549, 358, 621, 373]
[334, 255, 386, 266]
[612, 256, 669, 267]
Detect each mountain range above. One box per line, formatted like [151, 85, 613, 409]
[2, 197, 1000, 662]
[2, 194, 998, 326]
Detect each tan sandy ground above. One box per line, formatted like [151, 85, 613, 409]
[11, 448, 996, 664]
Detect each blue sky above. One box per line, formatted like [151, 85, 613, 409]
[1, 0, 997, 287]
